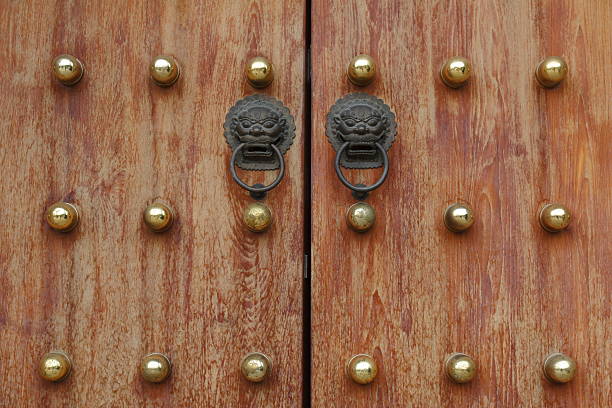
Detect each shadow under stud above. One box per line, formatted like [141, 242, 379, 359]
[535, 57, 568, 88]
[347, 54, 377, 86]
[440, 57, 472, 88]
[245, 56, 275, 88]
[46, 202, 80, 232]
[52, 54, 84, 86]
[149, 55, 180, 87]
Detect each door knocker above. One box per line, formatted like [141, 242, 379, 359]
[225, 94, 295, 232]
[326, 93, 396, 231]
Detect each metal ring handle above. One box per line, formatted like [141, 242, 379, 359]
[230, 143, 285, 194]
[334, 142, 389, 193]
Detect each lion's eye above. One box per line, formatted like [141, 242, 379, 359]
[263, 120, 276, 128]
[368, 118, 379, 126]
[344, 120, 356, 127]
[241, 121, 251, 127]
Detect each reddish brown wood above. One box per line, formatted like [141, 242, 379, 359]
[0, 1, 304, 406]
[311, 0, 610, 406]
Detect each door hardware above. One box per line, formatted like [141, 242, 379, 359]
[140, 353, 172, 383]
[543, 353, 577, 383]
[443, 203, 475, 233]
[245, 56, 275, 88]
[535, 57, 568, 88]
[326, 92, 396, 199]
[38, 351, 72, 382]
[346, 354, 378, 385]
[225, 94, 295, 199]
[149, 55, 181, 87]
[46, 201, 80, 232]
[539, 203, 571, 232]
[440, 57, 472, 88]
[52, 54, 84, 86]
[240, 352, 272, 383]
[445, 353, 477, 384]
[143, 202, 175, 232]
[347, 54, 377, 86]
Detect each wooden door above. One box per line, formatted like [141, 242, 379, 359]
[0, 1, 304, 406]
[311, 0, 610, 406]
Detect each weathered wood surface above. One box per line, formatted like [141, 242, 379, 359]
[0, 1, 304, 406]
[311, 0, 611, 406]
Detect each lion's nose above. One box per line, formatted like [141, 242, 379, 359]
[355, 125, 367, 134]
[251, 125, 264, 134]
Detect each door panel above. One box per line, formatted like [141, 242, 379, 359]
[311, 1, 610, 406]
[0, 1, 304, 406]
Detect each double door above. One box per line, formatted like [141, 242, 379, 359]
[0, 0, 609, 406]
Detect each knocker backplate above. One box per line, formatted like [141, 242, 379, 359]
[326, 93, 397, 169]
[224, 94, 295, 171]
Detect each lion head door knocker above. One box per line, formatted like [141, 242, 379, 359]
[326, 93, 396, 232]
[225, 94, 295, 232]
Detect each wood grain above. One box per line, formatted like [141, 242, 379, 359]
[0, 1, 304, 406]
[311, 0, 611, 406]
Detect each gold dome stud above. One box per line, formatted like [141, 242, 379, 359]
[240, 352, 272, 383]
[347, 54, 377, 86]
[440, 57, 472, 88]
[39, 351, 72, 382]
[52, 54, 84, 86]
[543, 353, 576, 384]
[243, 202, 272, 233]
[140, 353, 172, 383]
[149, 55, 180, 87]
[443, 203, 475, 232]
[539, 203, 571, 232]
[535, 57, 568, 88]
[143, 203, 175, 232]
[346, 354, 378, 385]
[346, 202, 376, 232]
[445, 353, 477, 384]
[245, 56, 275, 88]
[46, 202, 80, 232]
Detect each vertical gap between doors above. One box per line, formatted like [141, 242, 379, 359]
[302, 0, 312, 406]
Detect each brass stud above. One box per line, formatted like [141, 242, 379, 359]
[444, 203, 475, 232]
[445, 353, 477, 384]
[539, 203, 571, 232]
[240, 352, 272, 383]
[245, 56, 274, 88]
[440, 57, 472, 88]
[535, 57, 568, 88]
[52, 54, 84, 86]
[243, 202, 272, 233]
[143, 203, 175, 232]
[347, 54, 377, 86]
[346, 202, 376, 232]
[346, 354, 377, 385]
[39, 351, 72, 382]
[149, 55, 180, 87]
[543, 353, 576, 384]
[46, 202, 80, 232]
[140, 353, 172, 383]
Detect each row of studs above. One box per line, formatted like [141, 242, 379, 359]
[51, 54, 569, 90]
[44, 201, 572, 234]
[39, 350, 577, 386]
[51, 54, 274, 88]
[38, 351, 270, 384]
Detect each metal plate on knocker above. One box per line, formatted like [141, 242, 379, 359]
[326, 93, 396, 169]
[224, 94, 295, 171]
